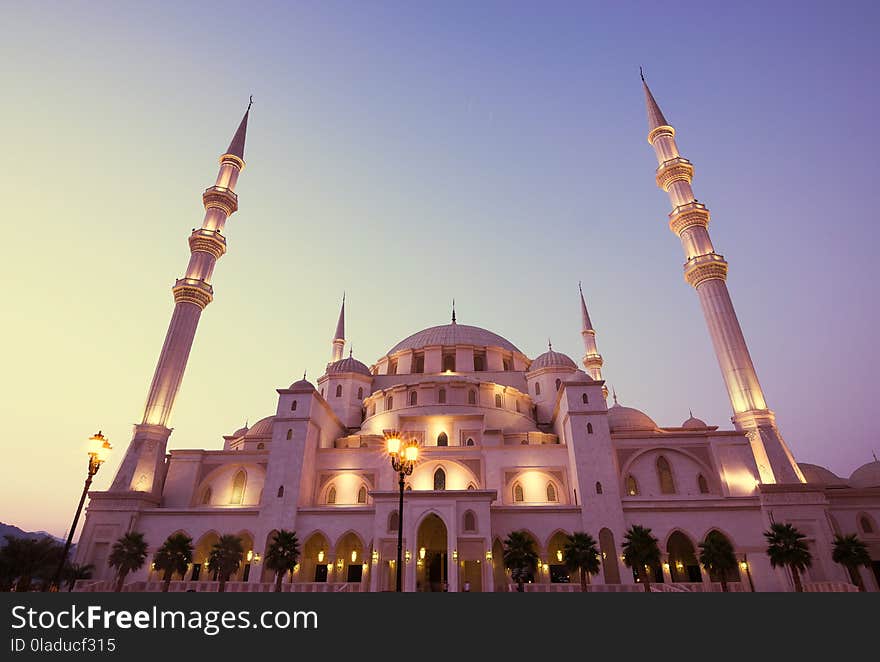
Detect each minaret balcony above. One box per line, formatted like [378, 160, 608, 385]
[656, 157, 694, 191]
[668, 202, 710, 236]
[188, 228, 227, 260]
[172, 278, 214, 310]
[683, 252, 728, 288]
[583, 354, 604, 369]
[202, 186, 238, 216]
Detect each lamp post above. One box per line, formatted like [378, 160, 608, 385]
[386, 434, 418, 592]
[51, 431, 112, 591]
[741, 555, 756, 592]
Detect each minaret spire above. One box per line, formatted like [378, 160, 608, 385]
[578, 282, 606, 395]
[331, 293, 346, 362]
[110, 101, 252, 495]
[452, 299, 457, 324]
[641, 74, 803, 484]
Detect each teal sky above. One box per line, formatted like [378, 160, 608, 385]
[2, 0, 878, 536]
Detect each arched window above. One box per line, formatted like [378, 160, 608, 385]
[357, 387, 364, 400]
[230, 470, 246, 504]
[370, 403, 376, 417]
[494, 393, 503, 408]
[595, 481, 603, 494]
[326, 486, 337, 504]
[515, 400, 521, 413]
[438, 388, 446, 404]
[513, 483, 524, 503]
[357, 485, 367, 504]
[385, 396, 393, 410]
[286, 429, 292, 440]
[388, 511, 399, 532]
[657, 456, 676, 494]
[466, 437, 474, 446]
[463, 511, 476, 531]
[466, 483, 476, 490]
[582, 393, 589, 404]
[443, 354, 455, 372]
[503, 358, 512, 371]
[291, 400, 297, 411]
[433, 467, 446, 491]
[546, 483, 558, 502]
[388, 359, 398, 375]
[257, 442, 265, 450]
[405, 484, 412, 491]
[555, 378, 561, 391]
[860, 515, 875, 534]
[587, 422, 593, 434]
[201, 487, 212, 505]
[535, 382, 541, 396]
[437, 432, 448, 447]
[277, 485, 284, 498]
[697, 474, 710, 494]
[409, 391, 418, 406]
[468, 390, 477, 405]
[335, 384, 342, 398]
[625, 475, 639, 496]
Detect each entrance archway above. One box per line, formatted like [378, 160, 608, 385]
[667, 531, 701, 583]
[302, 532, 331, 583]
[546, 531, 572, 584]
[417, 514, 448, 592]
[192, 531, 220, 581]
[599, 528, 620, 584]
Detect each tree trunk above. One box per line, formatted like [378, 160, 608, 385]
[791, 567, 803, 593]
[162, 568, 173, 592]
[638, 567, 651, 593]
[115, 570, 127, 593]
[275, 571, 283, 593]
[847, 564, 866, 592]
[720, 568, 728, 593]
[580, 568, 588, 592]
[218, 572, 227, 593]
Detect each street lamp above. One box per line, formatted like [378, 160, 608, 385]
[387, 433, 418, 592]
[51, 431, 112, 591]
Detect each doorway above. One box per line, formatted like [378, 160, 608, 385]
[417, 514, 448, 592]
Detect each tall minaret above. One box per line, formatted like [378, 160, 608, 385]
[640, 72, 803, 484]
[110, 101, 252, 494]
[579, 282, 606, 397]
[330, 294, 345, 362]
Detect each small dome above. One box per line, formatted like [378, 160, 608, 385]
[682, 415, 707, 429]
[231, 425, 249, 437]
[244, 416, 274, 438]
[327, 356, 371, 376]
[289, 378, 315, 390]
[799, 463, 847, 487]
[849, 461, 880, 488]
[608, 403, 658, 433]
[529, 349, 578, 372]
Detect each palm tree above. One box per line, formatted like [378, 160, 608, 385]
[153, 533, 193, 593]
[62, 563, 94, 592]
[698, 532, 738, 592]
[764, 522, 812, 592]
[831, 533, 871, 591]
[108, 532, 149, 592]
[264, 530, 300, 592]
[207, 534, 244, 592]
[562, 532, 601, 591]
[502, 531, 539, 592]
[622, 525, 661, 592]
[0, 535, 64, 592]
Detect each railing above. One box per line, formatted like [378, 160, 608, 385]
[803, 581, 859, 593]
[74, 580, 365, 593]
[513, 582, 745, 593]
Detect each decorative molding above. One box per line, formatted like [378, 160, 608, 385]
[647, 124, 675, 145]
[655, 157, 694, 191]
[188, 229, 227, 259]
[669, 205, 710, 236]
[684, 254, 729, 288]
[172, 278, 213, 309]
[202, 186, 238, 215]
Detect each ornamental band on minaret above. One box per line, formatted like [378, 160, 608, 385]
[640, 72, 803, 484]
[109, 101, 252, 495]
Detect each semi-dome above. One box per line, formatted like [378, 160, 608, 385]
[289, 377, 315, 390]
[849, 461, 880, 488]
[798, 463, 847, 487]
[682, 414, 707, 429]
[244, 416, 274, 438]
[608, 403, 658, 433]
[529, 349, 578, 372]
[387, 323, 521, 355]
[327, 356, 371, 376]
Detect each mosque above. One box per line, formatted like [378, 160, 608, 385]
[73, 80, 880, 592]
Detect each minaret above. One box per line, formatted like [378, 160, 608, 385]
[110, 100, 252, 494]
[640, 72, 803, 484]
[330, 294, 346, 362]
[579, 282, 607, 398]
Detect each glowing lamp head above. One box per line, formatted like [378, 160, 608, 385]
[419, 547, 426, 560]
[246, 550, 254, 562]
[740, 561, 749, 571]
[556, 549, 563, 563]
[317, 550, 325, 563]
[404, 444, 419, 462]
[386, 437, 401, 455]
[88, 431, 112, 463]
[351, 550, 358, 563]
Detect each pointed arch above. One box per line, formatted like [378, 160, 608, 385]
[587, 422, 593, 434]
[433, 467, 446, 491]
[625, 474, 639, 496]
[697, 473, 710, 494]
[388, 511, 399, 532]
[598, 528, 620, 584]
[286, 429, 292, 440]
[535, 381, 541, 396]
[409, 391, 418, 406]
[582, 393, 589, 404]
[201, 486, 212, 505]
[657, 455, 676, 494]
[468, 389, 477, 405]
[357, 387, 364, 400]
[546, 482, 558, 502]
[858, 513, 876, 535]
[357, 485, 367, 504]
[326, 485, 337, 505]
[555, 378, 561, 391]
[465, 437, 475, 446]
[494, 393, 503, 408]
[463, 510, 477, 532]
[230, 470, 247, 504]
[513, 482, 524, 503]
[291, 400, 297, 411]
[335, 384, 343, 398]
[595, 481, 603, 494]
[437, 431, 448, 447]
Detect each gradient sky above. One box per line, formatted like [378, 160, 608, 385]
[2, 0, 878, 537]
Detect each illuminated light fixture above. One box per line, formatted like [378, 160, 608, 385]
[326, 563, 333, 572]
[293, 564, 300, 573]
[620, 555, 626, 563]
[662, 562, 670, 571]
[362, 563, 367, 571]
[336, 558, 344, 570]
[405, 550, 412, 563]
[386, 436, 401, 455]
[372, 550, 379, 564]
[404, 444, 419, 462]
[246, 550, 254, 562]
[556, 549, 563, 563]
[351, 549, 358, 563]
[740, 561, 749, 571]
[675, 561, 684, 571]
[452, 550, 458, 561]
[419, 547, 426, 560]
[602, 552, 607, 559]
[485, 550, 493, 561]
[317, 550, 325, 563]
[542, 563, 549, 572]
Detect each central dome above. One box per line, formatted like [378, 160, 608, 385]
[387, 323, 521, 356]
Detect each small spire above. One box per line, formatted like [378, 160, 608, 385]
[333, 293, 345, 342]
[245, 418, 249, 428]
[689, 409, 694, 418]
[640, 68, 669, 132]
[452, 299, 457, 324]
[303, 370, 307, 380]
[548, 338, 553, 351]
[579, 281, 594, 332]
[874, 450, 878, 462]
[349, 347, 353, 358]
[612, 387, 618, 405]
[225, 97, 252, 159]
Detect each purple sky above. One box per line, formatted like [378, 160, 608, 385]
[2, 0, 878, 535]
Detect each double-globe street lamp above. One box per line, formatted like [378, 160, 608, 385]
[386, 434, 419, 592]
[51, 431, 112, 591]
